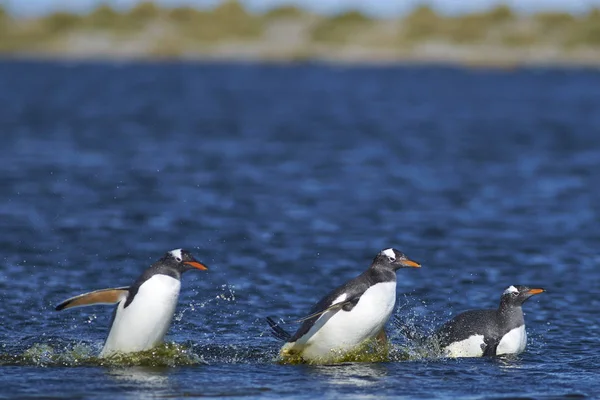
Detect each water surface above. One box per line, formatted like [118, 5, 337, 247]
[1, 61, 599, 399]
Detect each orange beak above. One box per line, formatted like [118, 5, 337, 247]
[527, 288, 545, 295]
[184, 261, 208, 271]
[401, 259, 421, 268]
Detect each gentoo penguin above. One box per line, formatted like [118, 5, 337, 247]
[435, 285, 545, 358]
[55, 249, 208, 357]
[266, 248, 421, 364]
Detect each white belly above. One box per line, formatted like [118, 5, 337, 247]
[496, 325, 527, 355]
[443, 334, 485, 358]
[293, 281, 396, 362]
[100, 275, 181, 357]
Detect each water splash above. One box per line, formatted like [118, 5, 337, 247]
[259, 295, 449, 366]
[388, 296, 447, 360]
[189, 342, 278, 364]
[175, 284, 236, 322]
[0, 342, 203, 367]
[101, 343, 204, 367]
[274, 336, 394, 366]
[85, 314, 98, 324]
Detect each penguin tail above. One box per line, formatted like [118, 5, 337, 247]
[266, 317, 292, 342]
[55, 287, 129, 311]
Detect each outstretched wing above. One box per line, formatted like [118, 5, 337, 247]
[55, 287, 130, 311]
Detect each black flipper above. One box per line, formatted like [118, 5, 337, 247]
[294, 297, 359, 323]
[266, 317, 292, 342]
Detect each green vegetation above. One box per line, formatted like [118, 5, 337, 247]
[0, 5, 7, 37]
[403, 5, 521, 44]
[0, 1, 600, 64]
[0, 3, 7, 21]
[42, 12, 81, 34]
[262, 4, 308, 20]
[156, 1, 262, 48]
[311, 10, 372, 43]
[195, 0, 263, 41]
[567, 8, 600, 47]
[486, 4, 515, 23]
[402, 5, 441, 42]
[85, 5, 125, 30]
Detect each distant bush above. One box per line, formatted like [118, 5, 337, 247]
[127, 1, 162, 23]
[573, 25, 600, 46]
[1, 1, 600, 61]
[176, 0, 263, 42]
[311, 10, 372, 43]
[585, 8, 600, 29]
[402, 5, 441, 41]
[533, 9, 600, 47]
[589, 8, 600, 21]
[167, 6, 203, 24]
[332, 10, 371, 24]
[535, 11, 575, 34]
[84, 4, 127, 30]
[0, 4, 7, 31]
[263, 5, 307, 20]
[42, 12, 81, 34]
[566, 10, 600, 47]
[403, 5, 513, 44]
[484, 5, 515, 23]
[445, 14, 489, 43]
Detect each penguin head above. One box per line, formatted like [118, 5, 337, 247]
[373, 248, 421, 271]
[160, 248, 208, 274]
[500, 285, 545, 307]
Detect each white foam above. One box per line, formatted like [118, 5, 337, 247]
[382, 248, 396, 260]
[169, 249, 183, 261]
[503, 285, 518, 295]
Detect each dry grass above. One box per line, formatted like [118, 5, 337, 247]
[1, 2, 600, 65]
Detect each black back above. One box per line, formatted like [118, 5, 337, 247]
[436, 308, 524, 348]
[435, 285, 541, 352]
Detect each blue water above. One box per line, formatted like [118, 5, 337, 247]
[1, 61, 599, 399]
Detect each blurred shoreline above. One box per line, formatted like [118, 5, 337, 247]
[5, 50, 600, 69]
[1, 2, 600, 68]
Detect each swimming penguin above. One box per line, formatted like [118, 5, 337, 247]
[435, 285, 545, 358]
[55, 248, 208, 357]
[266, 248, 421, 364]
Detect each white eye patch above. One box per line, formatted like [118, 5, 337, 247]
[503, 285, 518, 295]
[382, 248, 396, 260]
[169, 248, 183, 261]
